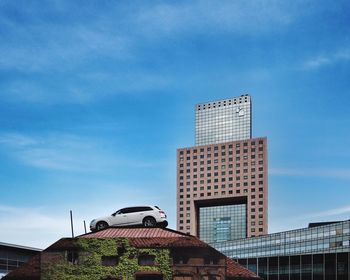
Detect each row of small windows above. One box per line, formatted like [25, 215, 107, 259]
[179, 186, 265, 193]
[196, 126, 251, 132]
[179, 167, 264, 174]
[196, 123, 251, 128]
[180, 160, 264, 167]
[67, 251, 157, 267]
[179, 178, 264, 186]
[179, 213, 264, 222]
[196, 117, 250, 121]
[179, 179, 265, 187]
[197, 96, 250, 110]
[232, 239, 349, 254]
[180, 179, 264, 187]
[196, 118, 251, 122]
[178, 191, 264, 203]
[221, 240, 349, 258]
[179, 164, 264, 175]
[251, 228, 264, 233]
[179, 200, 263, 207]
[180, 173, 264, 179]
[179, 193, 263, 200]
[179, 191, 264, 199]
[180, 141, 264, 154]
[216, 223, 350, 252]
[180, 156, 264, 165]
[180, 150, 264, 161]
[178, 214, 264, 228]
[179, 199, 264, 208]
[236, 227, 349, 246]
[178, 226, 191, 232]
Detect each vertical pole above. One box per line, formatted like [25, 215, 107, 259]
[70, 210, 74, 238]
[84, 220, 87, 234]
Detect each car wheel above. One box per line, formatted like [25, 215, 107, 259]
[143, 217, 156, 227]
[96, 221, 108, 231]
[160, 221, 168, 228]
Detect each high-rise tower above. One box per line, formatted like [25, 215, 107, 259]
[177, 95, 268, 244]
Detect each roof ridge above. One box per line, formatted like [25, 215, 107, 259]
[77, 226, 192, 238]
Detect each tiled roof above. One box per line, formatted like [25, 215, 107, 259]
[226, 257, 261, 279]
[45, 237, 80, 250]
[80, 227, 209, 248]
[80, 227, 186, 238]
[130, 236, 208, 248]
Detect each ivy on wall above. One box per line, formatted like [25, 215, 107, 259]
[42, 238, 172, 280]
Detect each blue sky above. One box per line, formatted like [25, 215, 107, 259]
[0, 0, 350, 248]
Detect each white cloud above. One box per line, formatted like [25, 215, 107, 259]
[303, 48, 350, 70]
[269, 205, 350, 234]
[0, 0, 307, 104]
[0, 132, 155, 172]
[0, 205, 71, 248]
[0, 133, 38, 147]
[136, 0, 298, 36]
[0, 203, 110, 248]
[305, 205, 350, 219]
[0, 0, 302, 74]
[0, 23, 130, 73]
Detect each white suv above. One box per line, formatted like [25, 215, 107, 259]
[90, 205, 168, 231]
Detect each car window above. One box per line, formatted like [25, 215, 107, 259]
[122, 208, 133, 214]
[131, 207, 145, 213]
[118, 207, 153, 214]
[132, 206, 153, 212]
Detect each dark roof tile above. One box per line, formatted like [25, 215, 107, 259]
[226, 257, 261, 279]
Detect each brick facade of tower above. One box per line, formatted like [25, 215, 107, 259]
[177, 137, 268, 240]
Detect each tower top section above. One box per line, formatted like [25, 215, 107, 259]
[195, 94, 252, 146]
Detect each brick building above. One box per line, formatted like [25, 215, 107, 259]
[3, 227, 261, 280]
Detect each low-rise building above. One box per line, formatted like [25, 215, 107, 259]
[0, 242, 41, 278]
[4, 227, 261, 280]
[212, 220, 350, 280]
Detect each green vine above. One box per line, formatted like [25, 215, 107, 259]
[42, 238, 172, 280]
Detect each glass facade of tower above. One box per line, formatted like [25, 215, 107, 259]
[211, 220, 350, 280]
[195, 95, 251, 146]
[199, 204, 247, 243]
